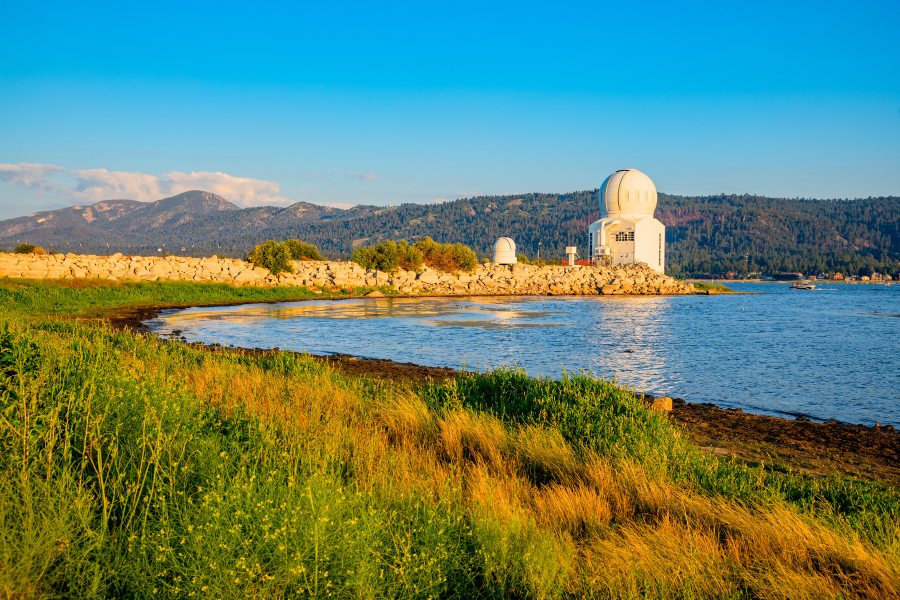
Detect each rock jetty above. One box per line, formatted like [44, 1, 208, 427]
[0, 252, 696, 296]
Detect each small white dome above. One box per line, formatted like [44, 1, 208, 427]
[493, 237, 517, 265]
[599, 168, 657, 218]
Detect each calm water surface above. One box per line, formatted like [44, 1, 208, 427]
[147, 283, 900, 425]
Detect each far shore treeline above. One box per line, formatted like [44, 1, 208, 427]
[1, 190, 897, 278]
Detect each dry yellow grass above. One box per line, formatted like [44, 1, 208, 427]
[112, 335, 900, 598]
[532, 483, 613, 536]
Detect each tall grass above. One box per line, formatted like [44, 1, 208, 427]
[0, 281, 898, 598]
[421, 370, 899, 542]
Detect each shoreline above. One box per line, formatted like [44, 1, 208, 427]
[106, 297, 900, 487]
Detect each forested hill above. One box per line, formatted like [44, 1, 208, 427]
[659, 194, 898, 276]
[1, 190, 897, 277]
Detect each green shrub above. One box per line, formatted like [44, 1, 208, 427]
[247, 240, 293, 274]
[692, 282, 733, 293]
[414, 237, 478, 272]
[352, 238, 478, 273]
[352, 240, 423, 273]
[396, 240, 424, 271]
[13, 243, 45, 255]
[283, 239, 324, 261]
[352, 241, 396, 272]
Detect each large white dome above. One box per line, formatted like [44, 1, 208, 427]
[599, 168, 657, 218]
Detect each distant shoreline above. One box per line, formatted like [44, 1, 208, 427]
[106, 296, 899, 487]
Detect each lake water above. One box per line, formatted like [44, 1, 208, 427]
[146, 283, 900, 426]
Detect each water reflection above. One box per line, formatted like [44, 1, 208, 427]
[160, 298, 564, 335]
[148, 284, 900, 425]
[162, 297, 557, 326]
[582, 296, 671, 391]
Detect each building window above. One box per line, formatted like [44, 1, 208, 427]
[589, 232, 593, 256]
[615, 231, 634, 242]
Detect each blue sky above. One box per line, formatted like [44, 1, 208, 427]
[1, 0, 898, 218]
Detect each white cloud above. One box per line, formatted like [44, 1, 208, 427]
[162, 171, 290, 207]
[346, 171, 377, 181]
[71, 168, 165, 202]
[0, 163, 291, 207]
[0, 163, 65, 191]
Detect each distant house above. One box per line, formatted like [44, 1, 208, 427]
[832, 272, 845, 281]
[861, 275, 871, 282]
[870, 273, 884, 282]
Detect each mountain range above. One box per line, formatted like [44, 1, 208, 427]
[1, 190, 897, 277]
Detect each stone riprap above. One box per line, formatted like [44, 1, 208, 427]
[0, 252, 696, 296]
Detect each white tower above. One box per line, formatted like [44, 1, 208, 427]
[588, 169, 665, 273]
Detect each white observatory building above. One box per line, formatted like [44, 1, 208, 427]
[588, 168, 665, 273]
[493, 237, 517, 265]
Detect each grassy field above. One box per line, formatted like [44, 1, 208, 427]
[0, 279, 897, 598]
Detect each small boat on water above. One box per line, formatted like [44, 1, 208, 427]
[790, 281, 816, 290]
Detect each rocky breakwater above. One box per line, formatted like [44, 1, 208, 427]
[382, 262, 695, 296]
[0, 252, 277, 285]
[0, 252, 695, 296]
